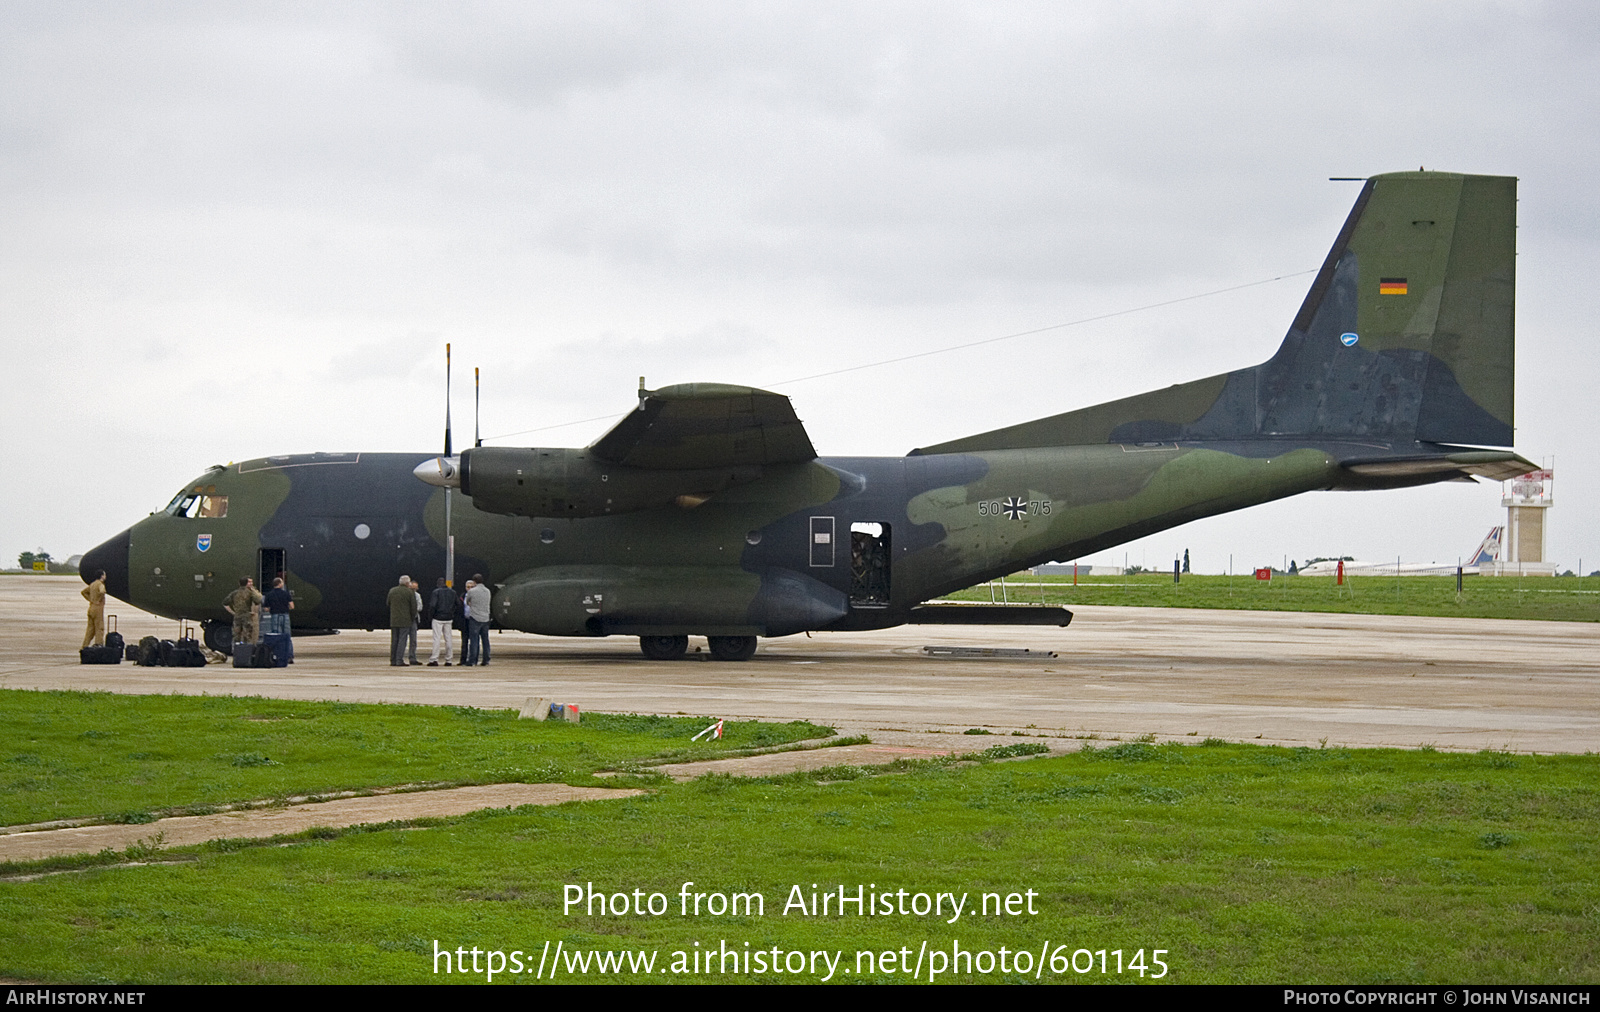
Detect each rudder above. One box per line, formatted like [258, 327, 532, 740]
[1258, 171, 1516, 445]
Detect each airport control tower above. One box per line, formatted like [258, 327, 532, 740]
[1497, 467, 1556, 576]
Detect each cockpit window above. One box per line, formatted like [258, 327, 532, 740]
[197, 494, 228, 518]
[165, 490, 228, 518]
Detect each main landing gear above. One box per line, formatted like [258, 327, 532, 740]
[637, 634, 758, 662]
[201, 620, 232, 655]
[708, 635, 757, 662]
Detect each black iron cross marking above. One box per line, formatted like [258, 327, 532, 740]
[1001, 496, 1027, 520]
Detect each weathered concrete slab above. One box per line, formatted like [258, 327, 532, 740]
[653, 744, 962, 781]
[0, 783, 644, 863]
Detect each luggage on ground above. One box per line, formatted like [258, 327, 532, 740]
[261, 632, 291, 668]
[136, 636, 162, 666]
[169, 637, 206, 667]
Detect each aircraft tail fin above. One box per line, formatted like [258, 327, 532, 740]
[913, 171, 1517, 455]
[1468, 525, 1503, 567]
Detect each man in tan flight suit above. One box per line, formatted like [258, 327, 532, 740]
[224, 577, 262, 645]
[81, 569, 107, 648]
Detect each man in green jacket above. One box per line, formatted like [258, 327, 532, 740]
[387, 575, 418, 666]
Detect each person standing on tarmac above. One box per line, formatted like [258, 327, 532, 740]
[407, 579, 423, 665]
[463, 574, 492, 666]
[426, 577, 457, 666]
[457, 579, 473, 660]
[262, 577, 294, 664]
[80, 569, 107, 649]
[387, 575, 419, 666]
[223, 577, 262, 646]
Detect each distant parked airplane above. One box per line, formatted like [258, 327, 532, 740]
[1299, 527, 1502, 577]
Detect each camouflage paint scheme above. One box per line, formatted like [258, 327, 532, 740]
[83, 171, 1530, 657]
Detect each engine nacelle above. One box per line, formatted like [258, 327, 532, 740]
[459, 447, 761, 518]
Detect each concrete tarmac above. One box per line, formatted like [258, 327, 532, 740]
[4, 575, 1597, 754]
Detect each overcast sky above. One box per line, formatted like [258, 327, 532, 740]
[3, 2, 1596, 575]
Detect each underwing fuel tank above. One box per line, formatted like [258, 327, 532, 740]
[494, 565, 848, 637]
[415, 447, 763, 518]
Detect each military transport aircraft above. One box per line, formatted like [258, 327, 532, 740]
[82, 171, 1531, 661]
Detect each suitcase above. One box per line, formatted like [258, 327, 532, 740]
[252, 641, 275, 668]
[82, 614, 124, 663]
[136, 636, 162, 667]
[170, 638, 207, 667]
[233, 642, 255, 668]
[262, 632, 291, 668]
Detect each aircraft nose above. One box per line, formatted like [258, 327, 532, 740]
[81, 527, 131, 602]
[413, 455, 461, 488]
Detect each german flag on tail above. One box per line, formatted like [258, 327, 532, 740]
[1379, 277, 1408, 295]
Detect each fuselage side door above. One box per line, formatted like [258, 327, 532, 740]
[809, 516, 835, 568]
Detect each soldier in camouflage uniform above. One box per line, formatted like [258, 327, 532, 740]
[223, 577, 262, 645]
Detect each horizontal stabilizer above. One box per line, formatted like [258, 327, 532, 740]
[591, 383, 817, 470]
[907, 604, 1073, 627]
[1340, 450, 1532, 482]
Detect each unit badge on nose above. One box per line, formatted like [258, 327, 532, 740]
[196, 534, 212, 552]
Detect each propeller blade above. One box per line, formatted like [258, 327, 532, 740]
[475, 366, 482, 447]
[444, 343, 453, 458]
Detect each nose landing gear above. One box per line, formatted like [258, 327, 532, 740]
[638, 635, 689, 661]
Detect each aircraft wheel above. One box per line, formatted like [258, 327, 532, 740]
[201, 621, 232, 655]
[639, 635, 689, 661]
[707, 635, 757, 662]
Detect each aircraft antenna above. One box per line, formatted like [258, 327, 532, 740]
[444, 344, 455, 587]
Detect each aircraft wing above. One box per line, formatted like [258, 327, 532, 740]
[589, 383, 817, 470]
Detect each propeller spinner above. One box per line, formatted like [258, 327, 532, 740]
[414, 454, 461, 488]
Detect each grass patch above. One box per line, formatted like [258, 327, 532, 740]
[950, 573, 1600, 622]
[0, 689, 833, 827]
[0, 716, 1595, 983]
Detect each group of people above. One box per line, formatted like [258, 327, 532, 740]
[79, 566, 488, 668]
[224, 575, 295, 660]
[386, 573, 491, 667]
